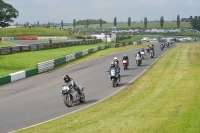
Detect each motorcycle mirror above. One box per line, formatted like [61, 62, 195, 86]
[106, 70, 109, 72]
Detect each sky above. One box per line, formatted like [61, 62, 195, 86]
[4, 0, 200, 24]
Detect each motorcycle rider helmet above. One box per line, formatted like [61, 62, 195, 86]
[124, 54, 127, 57]
[114, 57, 118, 60]
[111, 62, 115, 67]
[63, 74, 70, 82]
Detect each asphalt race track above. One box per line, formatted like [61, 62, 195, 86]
[0, 44, 175, 133]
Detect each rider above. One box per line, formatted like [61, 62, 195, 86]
[146, 45, 150, 53]
[63, 75, 82, 96]
[141, 48, 145, 52]
[113, 57, 121, 81]
[108, 62, 121, 82]
[149, 44, 155, 55]
[136, 51, 142, 64]
[122, 54, 129, 66]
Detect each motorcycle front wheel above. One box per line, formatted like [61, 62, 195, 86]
[112, 80, 115, 87]
[63, 95, 73, 107]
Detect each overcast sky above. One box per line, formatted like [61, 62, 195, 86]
[4, 0, 200, 24]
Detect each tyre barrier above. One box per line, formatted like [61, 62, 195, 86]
[0, 39, 102, 55]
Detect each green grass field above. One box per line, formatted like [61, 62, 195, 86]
[16, 42, 200, 133]
[0, 27, 72, 37]
[0, 40, 149, 76]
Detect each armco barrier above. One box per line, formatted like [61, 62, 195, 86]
[38, 60, 54, 73]
[25, 68, 38, 77]
[54, 57, 66, 67]
[0, 75, 11, 86]
[10, 71, 26, 82]
[0, 39, 102, 55]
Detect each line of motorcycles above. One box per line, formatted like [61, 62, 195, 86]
[60, 43, 172, 107]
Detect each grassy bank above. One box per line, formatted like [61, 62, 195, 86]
[0, 41, 17, 47]
[118, 37, 138, 43]
[0, 27, 71, 37]
[0, 42, 149, 76]
[16, 42, 200, 133]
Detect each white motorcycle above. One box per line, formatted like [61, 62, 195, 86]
[61, 82, 85, 107]
[135, 54, 142, 66]
[140, 51, 145, 59]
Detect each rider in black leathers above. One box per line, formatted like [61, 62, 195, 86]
[63, 75, 82, 96]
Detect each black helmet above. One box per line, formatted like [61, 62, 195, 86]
[63, 74, 70, 82]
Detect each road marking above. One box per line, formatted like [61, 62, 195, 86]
[11, 45, 173, 133]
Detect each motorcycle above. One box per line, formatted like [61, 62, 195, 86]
[140, 51, 145, 59]
[122, 60, 128, 70]
[61, 82, 85, 107]
[135, 54, 142, 66]
[150, 50, 154, 58]
[166, 42, 169, 48]
[160, 44, 164, 51]
[107, 68, 120, 87]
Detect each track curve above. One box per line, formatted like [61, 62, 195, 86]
[0, 44, 175, 133]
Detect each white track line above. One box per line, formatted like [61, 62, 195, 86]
[11, 45, 174, 133]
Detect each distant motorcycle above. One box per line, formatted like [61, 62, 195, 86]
[135, 54, 142, 66]
[150, 50, 154, 58]
[140, 51, 145, 59]
[160, 44, 164, 51]
[61, 83, 85, 107]
[107, 68, 120, 87]
[122, 60, 128, 70]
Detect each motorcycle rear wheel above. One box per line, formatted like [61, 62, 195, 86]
[79, 92, 85, 103]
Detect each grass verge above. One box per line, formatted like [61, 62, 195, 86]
[0, 42, 149, 76]
[16, 42, 200, 133]
[0, 41, 17, 47]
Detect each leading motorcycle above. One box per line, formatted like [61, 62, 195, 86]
[135, 54, 142, 66]
[107, 68, 120, 87]
[61, 83, 85, 107]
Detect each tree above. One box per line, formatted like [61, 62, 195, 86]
[16, 22, 18, 27]
[190, 16, 200, 30]
[144, 17, 147, 28]
[37, 21, 39, 27]
[86, 19, 89, 28]
[61, 20, 63, 29]
[114, 17, 117, 27]
[177, 15, 180, 27]
[0, 0, 19, 27]
[128, 17, 131, 27]
[73, 19, 76, 29]
[100, 18, 102, 28]
[160, 16, 164, 28]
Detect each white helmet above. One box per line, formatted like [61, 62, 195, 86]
[114, 57, 117, 60]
